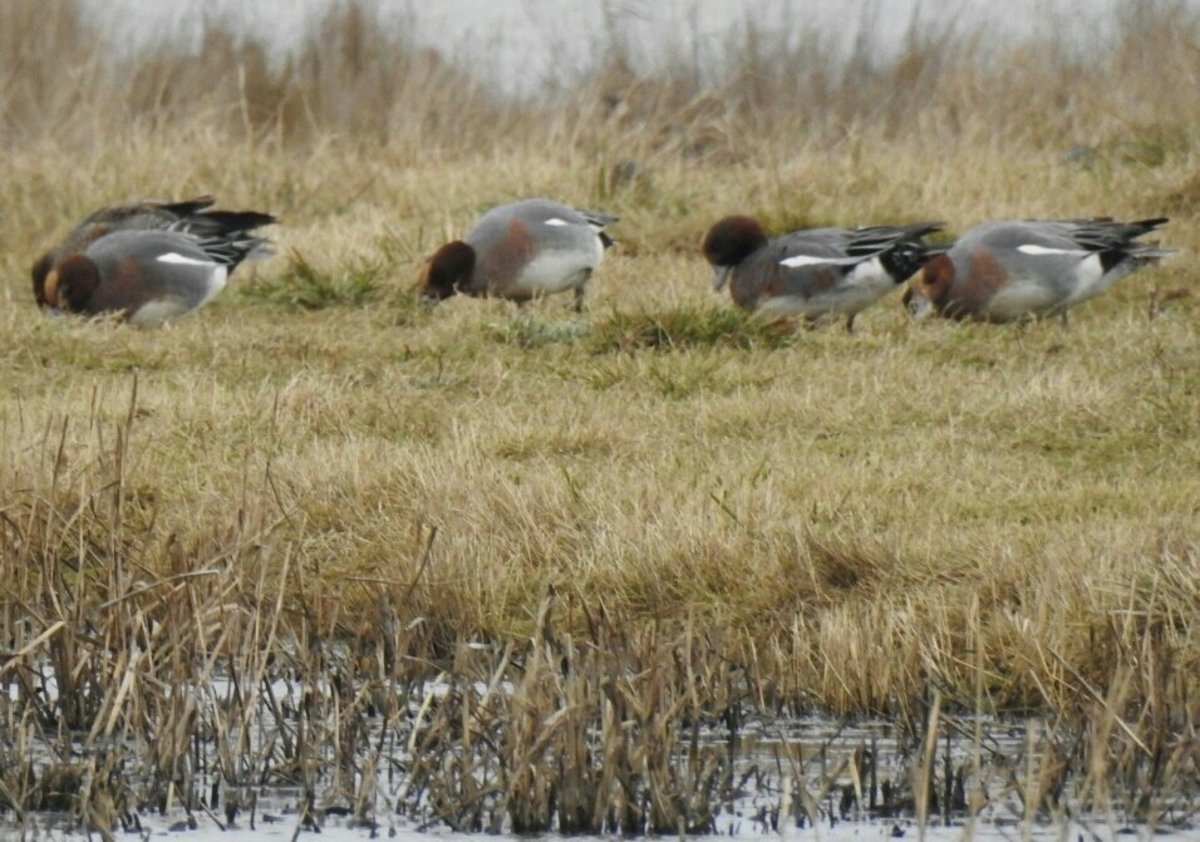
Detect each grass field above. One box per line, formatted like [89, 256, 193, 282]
[2, 0, 1200, 829]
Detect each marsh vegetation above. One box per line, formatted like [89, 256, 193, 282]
[1, 0, 1199, 835]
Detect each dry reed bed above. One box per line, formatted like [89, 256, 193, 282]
[2, 474, 1196, 835]
[2, 0, 1200, 832]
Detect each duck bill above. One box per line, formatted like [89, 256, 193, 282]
[906, 293, 935, 320]
[712, 265, 732, 292]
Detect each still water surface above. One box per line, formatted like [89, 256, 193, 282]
[4, 711, 1183, 840]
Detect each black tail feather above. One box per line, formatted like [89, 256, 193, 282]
[197, 233, 274, 270]
[851, 222, 945, 282]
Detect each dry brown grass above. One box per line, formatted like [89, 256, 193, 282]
[2, 0, 1200, 831]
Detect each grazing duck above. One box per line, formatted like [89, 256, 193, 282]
[32, 195, 275, 311]
[39, 229, 269, 328]
[701, 216, 943, 331]
[421, 198, 618, 312]
[903, 218, 1173, 323]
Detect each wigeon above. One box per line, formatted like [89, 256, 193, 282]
[903, 218, 1173, 323]
[421, 198, 618, 312]
[32, 196, 275, 309]
[701, 216, 943, 331]
[38, 228, 272, 328]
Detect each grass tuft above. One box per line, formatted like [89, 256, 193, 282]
[238, 250, 385, 310]
[588, 306, 800, 352]
[487, 318, 588, 348]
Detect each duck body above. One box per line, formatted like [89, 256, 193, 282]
[422, 198, 617, 311]
[702, 216, 943, 330]
[33, 196, 275, 316]
[904, 218, 1172, 322]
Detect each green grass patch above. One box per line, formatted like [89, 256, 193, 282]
[238, 249, 385, 310]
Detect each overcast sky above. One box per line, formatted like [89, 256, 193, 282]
[84, 0, 1160, 94]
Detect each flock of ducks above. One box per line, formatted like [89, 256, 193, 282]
[28, 195, 1174, 330]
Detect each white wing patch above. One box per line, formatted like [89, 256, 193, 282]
[780, 253, 863, 268]
[780, 254, 832, 268]
[1016, 245, 1089, 256]
[543, 218, 570, 227]
[157, 252, 219, 267]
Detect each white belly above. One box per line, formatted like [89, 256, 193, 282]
[516, 242, 602, 294]
[986, 278, 1063, 320]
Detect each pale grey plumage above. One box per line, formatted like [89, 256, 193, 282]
[906, 218, 1172, 322]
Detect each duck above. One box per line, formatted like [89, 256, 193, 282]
[421, 198, 618, 312]
[701, 215, 943, 331]
[32, 195, 275, 312]
[903, 217, 1172, 323]
[39, 229, 270, 328]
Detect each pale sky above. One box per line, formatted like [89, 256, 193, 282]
[84, 0, 1148, 94]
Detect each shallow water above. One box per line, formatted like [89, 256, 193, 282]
[7, 799, 1174, 841]
[2, 710, 1186, 840]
